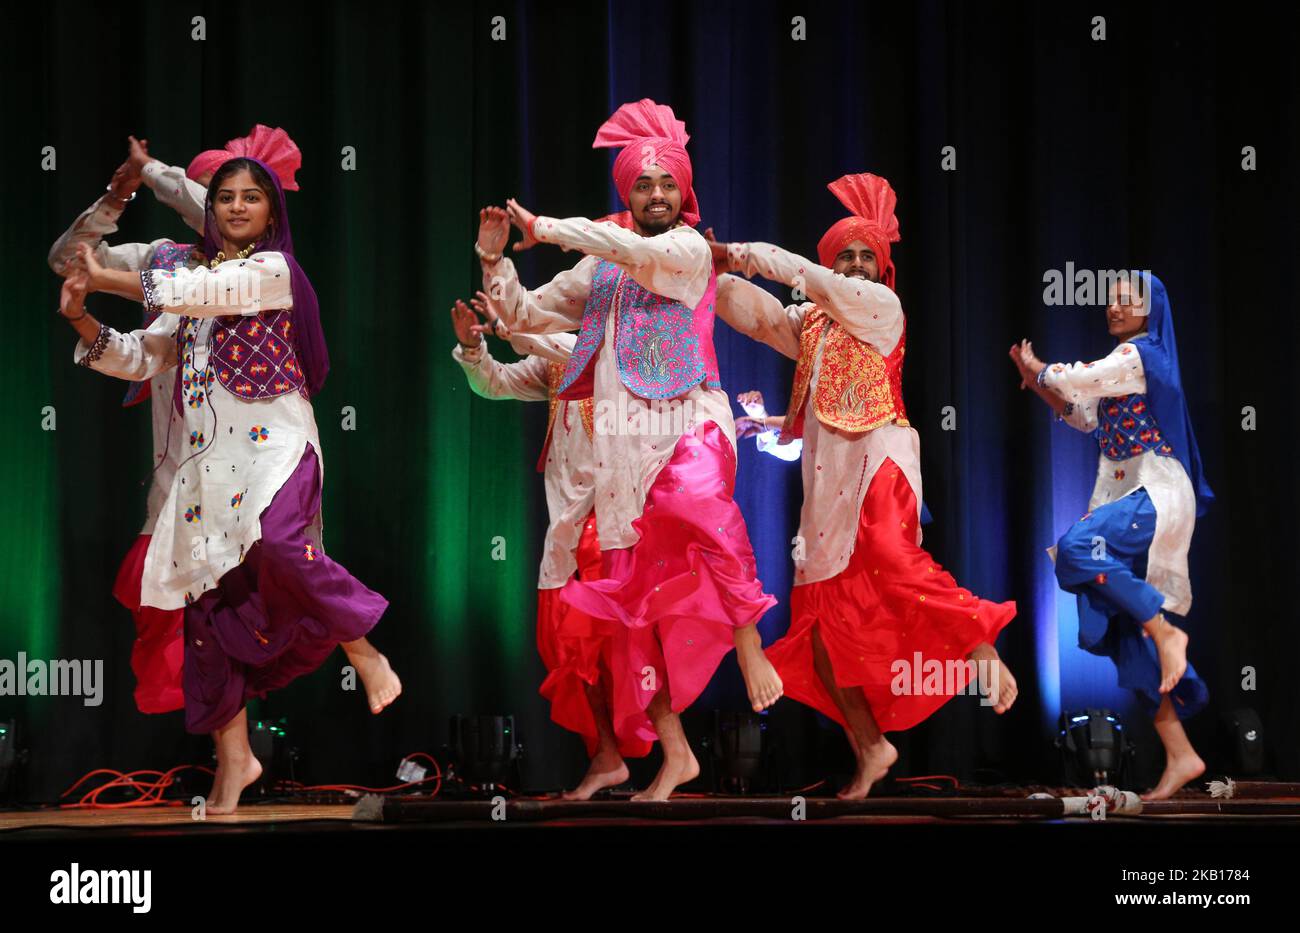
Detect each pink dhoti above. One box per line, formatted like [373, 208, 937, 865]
[560, 421, 776, 750]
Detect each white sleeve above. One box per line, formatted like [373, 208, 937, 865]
[73, 313, 180, 381]
[142, 251, 294, 318]
[141, 160, 207, 234]
[714, 274, 805, 361]
[508, 331, 576, 366]
[45, 194, 173, 280]
[532, 217, 712, 308]
[755, 429, 802, 461]
[482, 255, 594, 334]
[1058, 398, 1099, 434]
[452, 341, 551, 402]
[1040, 341, 1147, 402]
[730, 241, 904, 356]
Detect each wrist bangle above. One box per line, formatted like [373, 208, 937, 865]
[57, 306, 87, 321]
[474, 242, 503, 263]
[105, 185, 137, 204]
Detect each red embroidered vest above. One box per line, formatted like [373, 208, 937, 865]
[536, 361, 595, 472]
[781, 306, 908, 441]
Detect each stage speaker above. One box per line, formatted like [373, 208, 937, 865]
[449, 714, 519, 787]
[1057, 708, 1133, 786]
[1216, 708, 1265, 775]
[709, 710, 765, 794]
[247, 717, 295, 796]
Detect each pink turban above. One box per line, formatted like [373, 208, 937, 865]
[816, 173, 901, 289]
[592, 99, 700, 227]
[186, 124, 302, 191]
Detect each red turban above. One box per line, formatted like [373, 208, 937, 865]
[816, 173, 901, 289]
[186, 124, 302, 191]
[592, 99, 700, 227]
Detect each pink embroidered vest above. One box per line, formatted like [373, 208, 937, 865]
[557, 259, 720, 401]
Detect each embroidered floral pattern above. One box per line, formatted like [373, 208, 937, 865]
[189, 430, 206, 448]
[211, 309, 306, 402]
[249, 426, 269, 443]
[184, 505, 202, 523]
[557, 259, 720, 400]
[1094, 393, 1172, 462]
[78, 324, 111, 367]
[783, 307, 908, 440]
[230, 491, 244, 509]
[303, 544, 317, 561]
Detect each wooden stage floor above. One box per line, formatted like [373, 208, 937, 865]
[4, 789, 1300, 838]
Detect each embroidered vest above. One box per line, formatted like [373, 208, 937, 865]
[780, 306, 908, 441]
[557, 259, 720, 401]
[124, 242, 196, 408]
[210, 308, 307, 401]
[1093, 393, 1174, 462]
[537, 361, 595, 473]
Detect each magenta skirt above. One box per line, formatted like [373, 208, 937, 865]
[182, 443, 388, 733]
[559, 421, 776, 749]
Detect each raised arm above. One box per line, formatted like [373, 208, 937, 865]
[80, 246, 293, 318]
[727, 241, 904, 355]
[140, 159, 207, 234]
[1039, 341, 1147, 402]
[516, 204, 712, 309]
[452, 339, 552, 402]
[714, 273, 805, 360]
[72, 309, 181, 382]
[479, 254, 595, 335]
[1010, 339, 1100, 434]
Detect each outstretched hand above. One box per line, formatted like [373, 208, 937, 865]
[469, 290, 511, 340]
[127, 135, 153, 174]
[75, 243, 107, 292]
[477, 206, 511, 257]
[505, 198, 538, 251]
[60, 271, 89, 319]
[1009, 339, 1045, 389]
[451, 300, 484, 347]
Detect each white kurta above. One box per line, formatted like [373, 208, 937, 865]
[453, 333, 594, 589]
[48, 181, 201, 533]
[1042, 338, 1196, 614]
[714, 242, 923, 585]
[484, 218, 736, 550]
[73, 252, 322, 610]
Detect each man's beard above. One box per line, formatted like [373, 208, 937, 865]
[636, 207, 677, 233]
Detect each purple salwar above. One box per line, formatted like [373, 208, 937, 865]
[182, 443, 386, 733]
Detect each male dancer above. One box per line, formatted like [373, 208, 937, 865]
[1011, 271, 1211, 799]
[474, 99, 781, 800]
[450, 296, 652, 798]
[710, 173, 1018, 799]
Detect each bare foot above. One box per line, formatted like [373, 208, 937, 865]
[837, 737, 897, 800]
[562, 751, 630, 800]
[1144, 617, 1188, 694]
[631, 748, 700, 802]
[969, 641, 1018, 714]
[207, 753, 263, 815]
[735, 627, 783, 711]
[350, 649, 403, 714]
[1141, 752, 1205, 801]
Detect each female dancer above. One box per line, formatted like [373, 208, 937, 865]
[59, 157, 400, 813]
